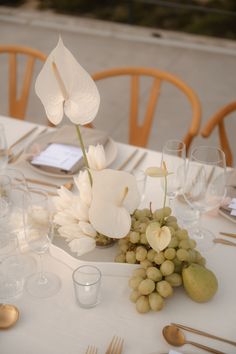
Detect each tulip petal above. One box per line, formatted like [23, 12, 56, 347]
[69, 237, 96, 256]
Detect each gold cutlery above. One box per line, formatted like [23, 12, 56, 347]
[85, 345, 98, 354]
[172, 322, 236, 346]
[105, 336, 124, 354]
[117, 149, 138, 170]
[163, 325, 226, 354]
[130, 151, 147, 172]
[219, 232, 236, 239]
[25, 178, 61, 189]
[8, 126, 38, 151]
[0, 304, 19, 330]
[214, 238, 236, 247]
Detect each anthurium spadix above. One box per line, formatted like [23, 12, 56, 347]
[89, 169, 140, 238]
[35, 37, 100, 126]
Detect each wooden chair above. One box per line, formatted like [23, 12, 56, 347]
[201, 101, 236, 167]
[92, 67, 201, 153]
[0, 45, 47, 120]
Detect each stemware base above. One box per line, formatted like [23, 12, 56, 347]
[188, 226, 215, 253]
[25, 272, 61, 298]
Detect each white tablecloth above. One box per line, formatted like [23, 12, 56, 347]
[0, 115, 235, 354]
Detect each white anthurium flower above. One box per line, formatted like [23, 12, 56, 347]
[86, 144, 106, 170]
[145, 166, 172, 178]
[89, 169, 140, 238]
[69, 237, 96, 256]
[35, 37, 100, 126]
[73, 170, 92, 206]
[146, 223, 171, 252]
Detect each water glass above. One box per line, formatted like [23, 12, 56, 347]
[132, 169, 147, 206]
[72, 265, 101, 308]
[0, 124, 8, 171]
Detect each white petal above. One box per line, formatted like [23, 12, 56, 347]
[74, 170, 92, 206]
[91, 169, 140, 213]
[146, 224, 171, 252]
[53, 211, 78, 226]
[86, 144, 106, 170]
[69, 198, 89, 221]
[69, 237, 96, 256]
[89, 199, 131, 238]
[35, 37, 100, 126]
[58, 224, 82, 241]
[79, 221, 97, 238]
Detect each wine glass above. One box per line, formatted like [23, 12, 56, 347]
[0, 124, 8, 171]
[161, 139, 186, 208]
[24, 188, 61, 298]
[183, 146, 226, 252]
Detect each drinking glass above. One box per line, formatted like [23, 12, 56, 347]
[161, 139, 186, 207]
[24, 188, 61, 298]
[183, 146, 226, 252]
[0, 124, 8, 171]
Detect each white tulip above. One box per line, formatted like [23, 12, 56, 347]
[86, 144, 106, 170]
[69, 237, 96, 256]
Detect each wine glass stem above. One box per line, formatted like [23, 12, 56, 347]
[38, 254, 47, 285]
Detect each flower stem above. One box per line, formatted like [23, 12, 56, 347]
[76, 125, 92, 185]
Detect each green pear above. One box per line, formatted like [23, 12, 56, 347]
[182, 263, 218, 303]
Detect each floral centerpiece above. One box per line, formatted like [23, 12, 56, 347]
[35, 38, 218, 314]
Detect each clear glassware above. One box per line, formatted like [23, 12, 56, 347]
[0, 124, 8, 171]
[161, 139, 186, 208]
[183, 146, 226, 252]
[24, 188, 61, 298]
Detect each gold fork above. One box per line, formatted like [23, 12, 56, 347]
[105, 336, 124, 354]
[85, 345, 98, 354]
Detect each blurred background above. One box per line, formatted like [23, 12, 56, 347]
[0, 0, 235, 160]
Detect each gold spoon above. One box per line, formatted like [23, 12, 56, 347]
[0, 304, 19, 329]
[162, 325, 226, 354]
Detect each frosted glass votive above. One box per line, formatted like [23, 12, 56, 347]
[72, 265, 101, 309]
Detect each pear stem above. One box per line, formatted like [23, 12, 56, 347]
[76, 125, 92, 186]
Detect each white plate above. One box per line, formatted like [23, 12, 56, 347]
[25, 131, 118, 179]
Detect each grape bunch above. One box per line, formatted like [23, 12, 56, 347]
[114, 206, 206, 313]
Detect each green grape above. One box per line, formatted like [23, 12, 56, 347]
[153, 209, 164, 221]
[160, 260, 175, 276]
[154, 251, 165, 265]
[176, 229, 189, 240]
[166, 222, 179, 231]
[126, 250, 136, 264]
[133, 220, 141, 230]
[136, 246, 148, 262]
[131, 216, 137, 227]
[163, 207, 172, 217]
[176, 248, 190, 262]
[195, 250, 203, 262]
[164, 248, 176, 260]
[148, 292, 164, 311]
[138, 222, 147, 233]
[132, 267, 147, 279]
[188, 249, 197, 263]
[136, 295, 150, 313]
[166, 216, 177, 224]
[129, 231, 140, 244]
[156, 280, 173, 298]
[165, 273, 182, 287]
[197, 257, 206, 266]
[140, 232, 148, 245]
[129, 290, 141, 303]
[147, 249, 156, 262]
[189, 239, 197, 249]
[134, 209, 146, 220]
[118, 238, 128, 246]
[146, 266, 162, 282]
[139, 216, 150, 224]
[120, 243, 129, 253]
[128, 276, 143, 290]
[167, 226, 176, 237]
[114, 253, 126, 263]
[140, 259, 153, 269]
[143, 208, 152, 218]
[179, 239, 191, 250]
[138, 278, 155, 295]
[168, 236, 179, 248]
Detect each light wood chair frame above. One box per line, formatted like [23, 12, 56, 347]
[201, 101, 236, 166]
[0, 45, 47, 120]
[92, 67, 201, 153]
